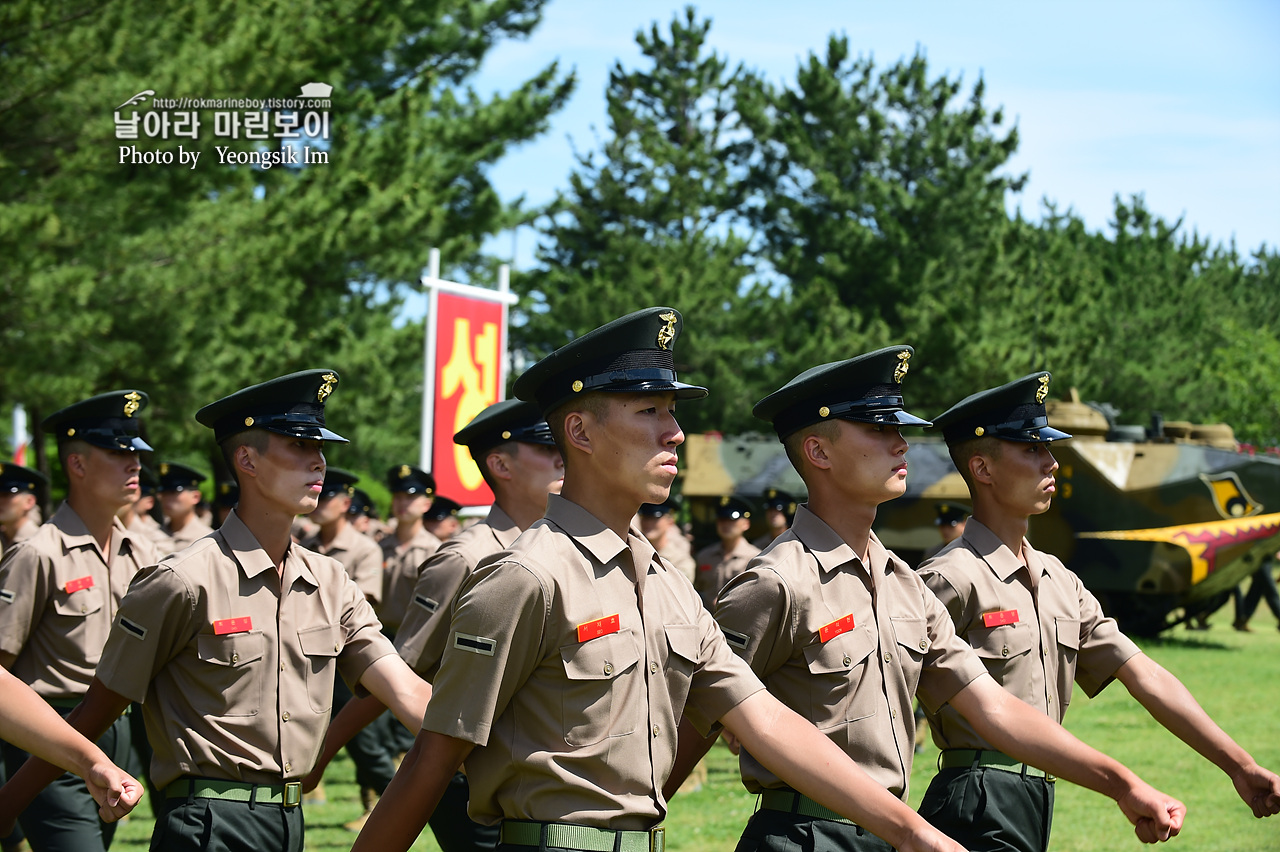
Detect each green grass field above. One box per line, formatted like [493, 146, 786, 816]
[109, 613, 1280, 851]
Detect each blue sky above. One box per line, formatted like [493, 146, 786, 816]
[465, 0, 1278, 272]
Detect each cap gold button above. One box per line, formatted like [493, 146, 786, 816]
[603, 663, 613, 675]
[502, 430, 512, 440]
[67, 428, 76, 437]
[282, 711, 290, 721]
[819, 406, 830, 418]
[244, 416, 254, 426]
[572, 380, 584, 393]
[975, 427, 985, 437]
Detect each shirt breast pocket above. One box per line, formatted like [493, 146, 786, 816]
[970, 621, 1035, 673]
[53, 588, 108, 663]
[663, 623, 700, 712]
[196, 632, 265, 717]
[803, 627, 876, 729]
[298, 623, 344, 713]
[891, 616, 930, 693]
[559, 631, 640, 746]
[1055, 617, 1081, 708]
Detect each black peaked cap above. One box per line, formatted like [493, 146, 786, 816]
[639, 496, 679, 517]
[42, 390, 153, 452]
[513, 307, 708, 414]
[319, 467, 359, 499]
[0, 463, 48, 494]
[386, 465, 434, 496]
[714, 495, 754, 520]
[196, 370, 348, 444]
[753, 346, 931, 440]
[762, 488, 798, 515]
[424, 496, 462, 521]
[157, 462, 207, 492]
[932, 372, 1072, 444]
[454, 399, 555, 455]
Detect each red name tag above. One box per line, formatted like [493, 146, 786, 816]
[64, 576, 94, 594]
[819, 614, 856, 643]
[213, 617, 253, 635]
[983, 609, 1019, 628]
[577, 614, 620, 643]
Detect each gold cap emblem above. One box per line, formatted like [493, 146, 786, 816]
[160, 463, 170, 475]
[501, 430, 512, 440]
[244, 416, 254, 427]
[572, 380, 584, 393]
[656, 311, 678, 351]
[399, 465, 411, 479]
[1035, 374, 1050, 404]
[893, 350, 911, 383]
[122, 391, 142, 418]
[66, 428, 76, 437]
[720, 496, 730, 506]
[818, 406, 830, 418]
[317, 372, 338, 403]
[974, 427, 985, 437]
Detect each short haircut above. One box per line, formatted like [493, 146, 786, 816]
[472, 439, 519, 492]
[56, 438, 93, 472]
[947, 435, 1003, 490]
[546, 392, 612, 457]
[782, 419, 842, 475]
[218, 429, 272, 487]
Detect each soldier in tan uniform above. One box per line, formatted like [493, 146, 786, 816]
[211, 480, 238, 528]
[0, 464, 45, 558]
[379, 465, 440, 634]
[916, 373, 1280, 852]
[156, 463, 214, 555]
[694, 496, 759, 610]
[307, 398, 562, 851]
[423, 496, 463, 543]
[0, 370, 433, 852]
[354, 308, 986, 852]
[752, 488, 797, 550]
[639, 498, 695, 583]
[670, 348, 1187, 852]
[0, 391, 157, 852]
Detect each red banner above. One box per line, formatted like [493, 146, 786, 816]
[432, 291, 505, 506]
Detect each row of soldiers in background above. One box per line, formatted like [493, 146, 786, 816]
[0, 380, 542, 852]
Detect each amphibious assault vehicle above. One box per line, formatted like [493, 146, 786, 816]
[681, 394, 1280, 636]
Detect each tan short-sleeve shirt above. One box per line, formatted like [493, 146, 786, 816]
[380, 527, 442, 632]
[161, 517, 215, 556]
[93, 509, 395, 788]
[714, 505, 986, 800]
[394, 504, 522, 682]
[301, 523, 384, 605]
[917, 518, 1140, 750]
[694, 538, 760, 609]
[0, 503, 154, 700]
[658, 534, 696, 584]
[1, 517, 39, 559]
[421, 494, 764, 829]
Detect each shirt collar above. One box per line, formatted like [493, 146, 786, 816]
[217, 509, 317, 587]
[961, 517, 1040, 583]
[50, 502, 141, 558]
[543, 494, 629, 565]
[485, 504, 522, 549]
[788, 504, 881, 577]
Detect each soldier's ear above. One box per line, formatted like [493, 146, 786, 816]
[562, 411, 593, 456]
[486, 450, 514, 482]
[802, 434, 832, 471]
[234, 444, 258, 481]
[969, 452, 994, 486]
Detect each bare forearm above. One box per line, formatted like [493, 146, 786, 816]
[358, 655, 433, 735]
[0, 674, 109, 779]
[351, 730, 472, 852]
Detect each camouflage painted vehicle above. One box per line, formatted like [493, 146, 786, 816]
[681, 397, 1280, 636]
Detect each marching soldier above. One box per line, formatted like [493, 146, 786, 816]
[211, 480, 238, 529]
[379, 465, 440, 635]
[0, 369, 432, 852]
[423, 496, 463, 543]
[156, 463, 214, 555]
[307, 397, 563, 850]
[0, 391, 157, 852]
[353, 308, 980, 852]
[694, 495, 759, 610]
[639, 497, 695, 583]
[917, 373, 1280, 851]
[752, 488, 797, 550]
[669, 348, 1185, 851]
[0, 464, 46, 557]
